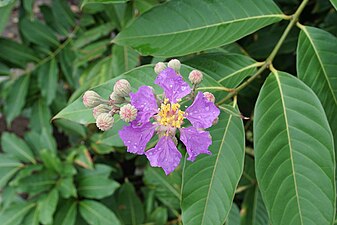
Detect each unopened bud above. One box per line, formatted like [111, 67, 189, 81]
[83, 90, 106, 108]
[212, 117, 219, 125]
[113, 79, 131, 97]
[119, 104, 137, 123]
[189, 70, 203, 85]
[110, 92, 125, 104]
[93, 104, 111, 119]
[203, 92, 215, 103]
[168, 59, 181, 72]
[96, 113, 114, 131]
[154, 62, 167, 74]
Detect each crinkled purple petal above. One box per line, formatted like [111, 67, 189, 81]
[185, 91, 220, 129]
[118, 122, 156, 155]
[180, 127, 212, 161]
[155, 68, 191, 103]
[130, 86, 158, 126]
[145, 136, 181, 175]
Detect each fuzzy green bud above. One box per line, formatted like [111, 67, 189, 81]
[154, 62, 167, 74]
[83, 90, 106, 108]
[96, 113, 114, 131]
[113, 79, 131, 97]
[189, 70, 203, 85]
[203, 92, 215, 103]
[110, 92, 125, 104]
[119, 104, 137, 123]
[168, 59, 181, 72]
[93, 104, 111, 119]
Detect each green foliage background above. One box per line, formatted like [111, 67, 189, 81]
[0, 0, 336, 225]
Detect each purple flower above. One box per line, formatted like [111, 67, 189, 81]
[145, 136, 182, 175]
[185, 92, 220, 129]
[155, 68, 191, 103]
[118, 67, 220, 174]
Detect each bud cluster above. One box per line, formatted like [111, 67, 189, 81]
[82, 79, 137, 131]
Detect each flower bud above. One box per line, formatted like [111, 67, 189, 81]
[110, 92, 125, 104]
[189, 70, 203, 85]
[113, 79, 131, 97]
[168, 59, 181, 72]
[154, 62, 167, 74]
[83, 90, 106, 108]
[93, 104, 111, 119]
[203, 92, 215, 103]
[96, 113, 114, 131]
[119, 104, 138, 123]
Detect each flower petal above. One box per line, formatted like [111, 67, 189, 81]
[185, 91, 220, 129]
[145, 136, 181, 175]
[130, 86, 158, 126]
[180, 127, 212, 161]
[155, 68, 191, 103]
[118, 122, 156, 155]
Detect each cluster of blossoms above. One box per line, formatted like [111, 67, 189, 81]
[83, 59, 220, 175]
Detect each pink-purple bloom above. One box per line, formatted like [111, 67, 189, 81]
[118, 67, 220, 175]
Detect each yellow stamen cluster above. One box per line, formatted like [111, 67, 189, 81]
[158, 99, 184, 128]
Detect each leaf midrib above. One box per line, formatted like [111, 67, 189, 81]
[116, 14, 284, 41]
[274, 71, 304, 225]
[200, 112, 233, 225]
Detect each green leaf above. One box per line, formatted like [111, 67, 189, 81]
[39, 128, 57, 153]
[144, 166, 181, 210]
[74, 146, 93, 169]
[20, 18, 59, 48]
[54, 199, 77, 225]
[0, 0, 15, 7]
[115, 182, 144, 225]
[38, 189, 59, 225]
[297, 26, 337, 150]
[51, 0, 75, 34]
[226, 204, 240, 225]
[30, 99, 52, 133]
[0, 0, 16, 35]
[181, 107, 245, 225]
[330, 0, 337, 10]
[78, 175, 119, 199]
[79, 200, 121, 225]
[4, 75, 30, 124]
[37, 58, 59, 105]
[16, 170, 57, 195]
[58, 177, 77, 198]
[23, 207, 39, 225]
[54, 64, 221, 124]
[0, 154, 23, 188]
[82, 0, 128, 9]
[40, 149, 62, 173]
[241, 186, 269, 225]
[1, 132, 36, 164]
[0, 38, 38, 67]
[0, 203, 35, 225]
[184, 53, 258, 88]
[111, 45, 139, 77]
[114, 0, 283, 57]
[148, 207, 167, 225]
[254, 71, 335, 225]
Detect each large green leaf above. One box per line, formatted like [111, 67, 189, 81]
[181, 107, 245, 225]
[183, 53, 258, 88]
[54, 64, 221, 124]
[20, 18, 59, 48]
[111, 45, 139, 77]
[115, 182, 144, 225]
[330, 0, 337, 10]
[226, 204, 240, 225]
[79, 200, 121, 225]
[144, 166, 181, 210]
[0, 203, 35, 225]
[78, 176, 119, 199]
[37, 58, 59, 105]
[254, 71, 335, 225]
[54, 199, 77, 225]
[0, 38, 38, 67]
[1, 132, 36, 164]
[297, 26, 337, 149]
[0, 154, 23, 189]
[4, 75, 30, 124]
[38, 189, 59, 225]
[114, 0, 283, 57]
[241, 186, 269, 225]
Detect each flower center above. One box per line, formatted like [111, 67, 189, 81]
[157, 98, 184, 128]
